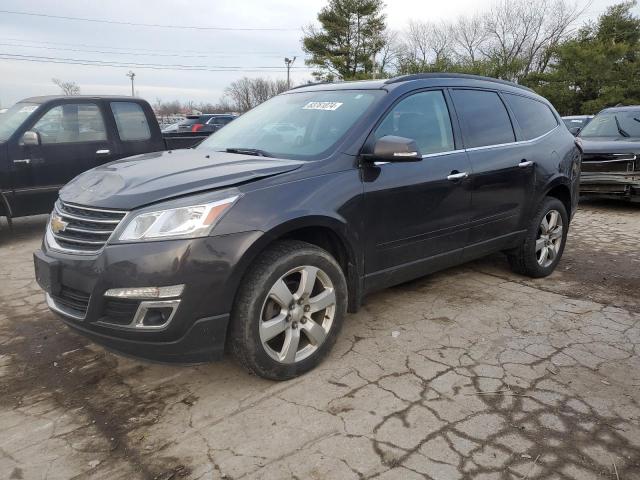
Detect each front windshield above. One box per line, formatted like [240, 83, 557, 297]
[0, 102, 39, 142]
[197, 89, 382, 159]
[580, 110, 640, 139]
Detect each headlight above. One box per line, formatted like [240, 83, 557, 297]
[118, 196, 239, 241]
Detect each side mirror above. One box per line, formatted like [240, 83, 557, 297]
[367, 135, 422, 162]
[568, 126, 581, 136]
[20, 131, 41, 146]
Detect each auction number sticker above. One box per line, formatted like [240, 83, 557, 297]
[303, 101, 343, 111]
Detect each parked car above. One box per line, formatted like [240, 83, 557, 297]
[34, 73, 580, 380]
[161, 121, 181, 133]
[200, 114, 236, 133]
[0, 96, 208, 223]
[577, 106, 640, 202]
[562, 115, 594, 135]
[177, 114, 236, 133]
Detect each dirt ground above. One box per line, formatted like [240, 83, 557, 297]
[1, 200, 639, 480]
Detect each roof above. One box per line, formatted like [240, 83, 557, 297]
[20, 95, 144, 104]
[562, 115, 594, 119]
[289, 73, 534, 93]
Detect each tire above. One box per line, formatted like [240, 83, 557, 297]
[507, 197, 568, 278]
[229, 240, 347, 380]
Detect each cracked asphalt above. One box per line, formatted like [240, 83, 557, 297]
[1, 200, 639, 480]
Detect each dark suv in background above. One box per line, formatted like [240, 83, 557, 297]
[34, 73, 580, 380]
[177, 114, 236, 133]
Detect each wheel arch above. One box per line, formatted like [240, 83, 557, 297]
[543, 179, 573, 219]
[227, 216, 363, 316]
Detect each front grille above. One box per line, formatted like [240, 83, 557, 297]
[582, 153, 637, 173]
[51, 286, 90, 317]
[50, 200, 127, 254]
[102, 298, 139, 325]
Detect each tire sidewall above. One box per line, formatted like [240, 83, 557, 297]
[526, 198, 569, 277]
[236, 246, 347, 380]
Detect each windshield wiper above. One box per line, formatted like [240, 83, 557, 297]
[614, 115, 630, 137]
[224, 147, 272, 157]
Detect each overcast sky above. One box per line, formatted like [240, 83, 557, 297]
[0, 0, 630, 107]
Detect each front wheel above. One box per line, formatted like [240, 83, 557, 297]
[229, 240, 347, 380]
[507, 197, 568, 278]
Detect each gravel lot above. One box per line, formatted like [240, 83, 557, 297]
[1, 200, 639, 480]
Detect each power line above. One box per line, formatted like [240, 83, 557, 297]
[0, 53, 314, 72]
[0, 41, 303, 59]
[0, 9, 301, 31]
[0, 37, 302, 56]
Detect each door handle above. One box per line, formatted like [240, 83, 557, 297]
[519, 160, 534, 168]
[13, 159, 31, 165]
[447, 171, 468, 181]
[96, 149, 111, 155]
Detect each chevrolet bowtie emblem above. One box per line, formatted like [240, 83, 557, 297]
[50, 214, 68, 234]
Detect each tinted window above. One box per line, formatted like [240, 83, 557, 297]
[32, 104, 106, 144]
[111, 102, 151, 141]
[451, 90, 515, 148]
[374, 90, 454, 155]
[505, 93, 558, 140]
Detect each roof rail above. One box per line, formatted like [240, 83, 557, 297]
[384, 73, 534, 93]
[288, 81, 336, 90]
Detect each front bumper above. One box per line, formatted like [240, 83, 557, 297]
[580, 153, 640, 201]
[580, 172, 640, 201]
[35, 230, 263, 363]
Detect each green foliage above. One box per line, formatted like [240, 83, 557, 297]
[524, 1, 640, 115]
[303, 0, 386, 81]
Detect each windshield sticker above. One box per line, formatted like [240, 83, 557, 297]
[303, 101, 343, 111]
[18, 105, 38, 114]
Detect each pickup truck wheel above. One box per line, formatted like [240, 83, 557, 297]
[229, 240, 347, 380]
[507, 197, 568, 278]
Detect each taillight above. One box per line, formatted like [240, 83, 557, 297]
[191, 124, 204, 132]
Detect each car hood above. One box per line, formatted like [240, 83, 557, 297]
[59, 149, 304, 209]
[579, 137, 640, 155]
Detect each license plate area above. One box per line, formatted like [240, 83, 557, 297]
[33, 251, 60, 295]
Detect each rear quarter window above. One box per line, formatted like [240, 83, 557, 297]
[450, 89, 515, 148]
[110, 102, 151, 141]
[504, 93, 558, 140]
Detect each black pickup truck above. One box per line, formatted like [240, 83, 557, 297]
[0, 96, 208, 223]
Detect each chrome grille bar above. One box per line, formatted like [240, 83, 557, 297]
[47, 200, 128, 254]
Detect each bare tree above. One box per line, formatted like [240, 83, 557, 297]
[52, 78, 80, 95]
[404, 20, 452, 65]
[481, 0, 585, 79]
[451, 14, 487, 64]
[224, 77, 289, 112]
[376, 30, 402, 76]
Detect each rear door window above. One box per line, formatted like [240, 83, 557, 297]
[374, 90, 455, 155]
[110, 102, 151, 141]
[450, 89, 515, 148]
[504, 93, 558, 140]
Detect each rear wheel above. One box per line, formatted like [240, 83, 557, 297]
[507, 197, 568, 278]
[229, 240, 347, 380]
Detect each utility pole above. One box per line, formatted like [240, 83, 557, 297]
[284, 57, 296, 89]
[126, 71, 136, 97]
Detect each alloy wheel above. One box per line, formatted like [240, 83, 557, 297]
[536, 209, 563, 268]
[259, 265, 336, 364]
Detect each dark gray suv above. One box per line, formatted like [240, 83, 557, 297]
[34, 74, 581, 380]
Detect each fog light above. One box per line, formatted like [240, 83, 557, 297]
[104, 284, 184, 299]
[142, 307, 174, 327]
